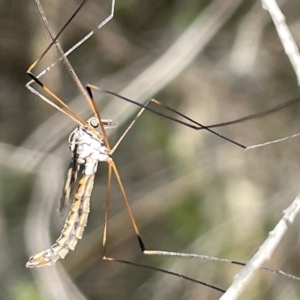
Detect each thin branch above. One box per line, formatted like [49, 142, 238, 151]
[220, 2, 300, 298]
[261, 0, 300, 85]
[220, 193, 300, 300]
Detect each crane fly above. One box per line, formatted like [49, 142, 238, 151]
[25, 0, 300, 294]
[25, 0, 235, 292]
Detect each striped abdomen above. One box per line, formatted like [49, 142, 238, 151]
[26, 174, 95, 268]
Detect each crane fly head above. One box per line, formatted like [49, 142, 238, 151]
[86, 116, 116, 136]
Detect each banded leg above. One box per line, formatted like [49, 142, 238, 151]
[29, 0, 115, 82]
[99, 160, 299, 287]
[86, 84, 247, 149]
[100, 159, 226, 293]
[87, 85, 300, 150]
[27, 0, 116, 145]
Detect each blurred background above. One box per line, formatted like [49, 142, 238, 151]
[1, 0, 300, 299]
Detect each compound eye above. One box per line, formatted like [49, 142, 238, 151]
[88, 117, 99, 128]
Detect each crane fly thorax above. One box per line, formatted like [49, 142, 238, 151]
[69, 125, 110, 175]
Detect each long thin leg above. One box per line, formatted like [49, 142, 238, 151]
[108, 161, 240, 262]
[29, 0, 92, 108]
[149, 98, 300, 151]
[87, 85, 300, 150]
[101, 159, 112, 258]
[26, 5, 113, 145]
[86, 85, 247, 149]
[28, 1, 92, 124]
[29, 0, 87, 73]
[30, 0, 115, 82]
[26, 73, 86, 127]
[27, 2, 88, 127]
[102, 160, 300, 283]
[26, 73, 113, 151]
[150, 97, 300, 135]
[110, 101, 150, 155]
[101, 159, 225, 293]
[28, 0, 114, 149]
[108, 160, 145, 250]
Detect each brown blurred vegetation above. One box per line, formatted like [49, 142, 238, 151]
[1, 0, 300, 299]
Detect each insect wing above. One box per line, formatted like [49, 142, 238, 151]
[59, 144, 80, 213]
